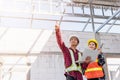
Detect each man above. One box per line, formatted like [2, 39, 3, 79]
[55, 22, 83, 80]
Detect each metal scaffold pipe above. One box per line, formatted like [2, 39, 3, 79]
[95, 8, 120, 33]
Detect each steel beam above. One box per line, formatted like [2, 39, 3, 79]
[67, 1, 120, 8]
[33, 18, 120, 26]
[111, 7, 113, 15]
[102, 6, 105, 16]
[30, 0, 35, 28]
[0, 28, 9, 40]
[82, 18, 90, 31]
[65, 13, 120, 20]
[1, 12, 120, 21]
[89, 2, 95, 32]
[0, 52, 62, 56]
[0, 14, 119, 25]
[95, 8, 120, 33]
[81, 5, 85, 14]
[72, 5, 74, 15]
[106, 13, 120, 33]
[106, 19, 117, 33]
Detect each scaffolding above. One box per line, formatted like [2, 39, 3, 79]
[0, 0, 120, 32]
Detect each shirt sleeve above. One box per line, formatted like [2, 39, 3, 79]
[98, 53, 105, 66]
[55, 28, 67, 52]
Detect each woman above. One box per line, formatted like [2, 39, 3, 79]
[81, 39, 105, 80]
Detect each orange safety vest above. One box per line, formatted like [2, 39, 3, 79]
[84, 62, 104, 79]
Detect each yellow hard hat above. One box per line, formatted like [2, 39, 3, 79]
[88, 39, 98, 48]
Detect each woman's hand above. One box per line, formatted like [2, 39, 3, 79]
[85, 56, 92, 63]
[97, 48, 102, 54]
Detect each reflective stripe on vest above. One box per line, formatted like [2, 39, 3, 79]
[85, 62, 104, 79]
[85, 67, 102, 72]
[65, 49, 82, 73]
[95, 59, 98, 62]
[86, 59, 101, 73]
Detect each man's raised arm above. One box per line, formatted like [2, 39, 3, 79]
[55, 22, 66, 50]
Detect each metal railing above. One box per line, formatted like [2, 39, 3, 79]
[113, 65, 120, 80]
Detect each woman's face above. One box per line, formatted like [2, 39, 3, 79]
[88, 42, 96, 50]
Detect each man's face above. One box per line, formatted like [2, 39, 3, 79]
[70, 37, 79, 46]
[88, 42, 96, 50]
